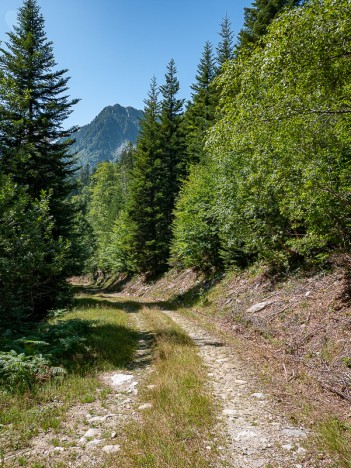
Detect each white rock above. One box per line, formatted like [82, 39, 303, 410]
[235, 379, 247, 385]
[251, 392, 265, 399]
[111, 432, 117, 439]
[111, 374, 134, 386]
[205, 446, 211, 450]
[88, 416, 107, 423]
[88, 414, 116, 424]
[236, 430, 258, 439]
[84, 428, 100, 438]
[282, 444, 293, 451]
[54, 447, 65, 453]
[86, 439, 101, 447]
[297, 446, 307, 454]
[138, 403, 153, 410]
[222, 409, 237, 416]
[102, 445, 121, 453]
[247, 302, 271, 313]
[282, 428, 307, 438]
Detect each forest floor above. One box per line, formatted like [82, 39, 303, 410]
[2, 266, 351, 467]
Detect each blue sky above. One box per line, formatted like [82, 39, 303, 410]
[0, 0, 252, 128]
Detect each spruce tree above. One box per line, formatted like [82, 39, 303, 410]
[237, 0, 303, 50]
[157, 59, 186, 269]
[126, 77, 163, 274]
[0, 0, 78, 238]
[0, 0, 80, 320]
[184, 42, 217, 165]
[216, 15, 235, 69]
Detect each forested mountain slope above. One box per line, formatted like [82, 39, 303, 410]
[71, 104, 143, 167]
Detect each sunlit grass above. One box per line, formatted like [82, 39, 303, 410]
[316, 417, 351, 467]
[114, 307, 219, 468]
[0, 298, 139, 454]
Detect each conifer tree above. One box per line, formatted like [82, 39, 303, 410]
[0, 0, 80, 320]
[237, 0, 303, 50]
[0, 0, 78, 238]
[126, 77, 163, 274]
[159, 59, 185, 208]
[184, 42, 217, 165]
[216, 15, 235, 69]
[156, 60, 186, 269]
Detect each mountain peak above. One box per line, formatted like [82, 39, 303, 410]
[72, 103, 143, 167]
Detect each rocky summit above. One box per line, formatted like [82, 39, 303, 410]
[71, 103, 143, 167]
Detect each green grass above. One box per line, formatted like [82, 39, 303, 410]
[317, 417, 351, 467]
[0, 297, 140, 454]
[114, 307, 219, 468]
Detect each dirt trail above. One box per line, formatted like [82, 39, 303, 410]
[5, 295, 322, 467]
[5, 313, 154, 467]
[161, 308, 315, 468]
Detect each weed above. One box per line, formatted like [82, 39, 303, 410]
[342, 357, 351, 368]
[80, 394, 95, 404]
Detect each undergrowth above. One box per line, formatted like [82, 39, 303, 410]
[0, 296, 140, 453]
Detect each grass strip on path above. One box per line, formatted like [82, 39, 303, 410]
[113, 305, 220, 468]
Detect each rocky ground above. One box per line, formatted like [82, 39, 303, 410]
[5, 292, 333, 467]
[161, 309, 319, 468]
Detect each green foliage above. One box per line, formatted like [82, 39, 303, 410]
[125, 67, 186, 276]
[317, 418, 351, 468]
[171, 162, 222, 271]
[0, 0, 78, 227]
[0, 0, 85, 323]
[126, 77, 165, 274]
[0, 315, 93, 393]
[0, 351, 54, 393]
[87, 161, 126, 272]
[0, 175, 71, 323]
[184, 42, 217, 166]
[208, 0, 351, 269]
[216, 14, 235, 68]
[237, 0, 303, 51]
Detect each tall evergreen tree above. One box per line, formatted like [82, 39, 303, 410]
[237, 0, 304, 50]
[159, 59, 185, 206]
[216, 15, 235, 69]
[156, 60, 186, 269]
[0, 0, 78, 238]
[184, 42, 217, 165]
[0, 0, 80, 320]
[126, 77, 163, 274]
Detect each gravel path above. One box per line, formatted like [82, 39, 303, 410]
[162, 309, 314, 468]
